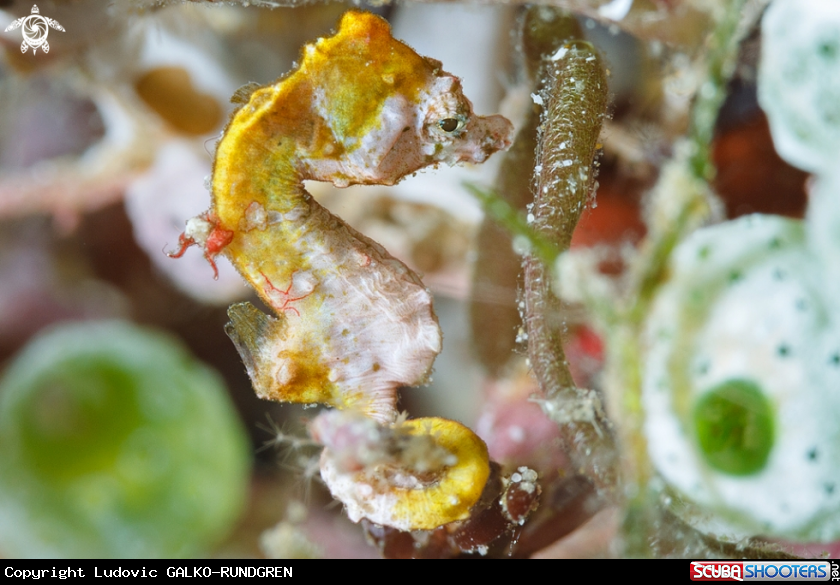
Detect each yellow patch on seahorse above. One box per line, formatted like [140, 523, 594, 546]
[388, 418, 491, 530]
[313, 411, 492, 531]
[175, 11, 514, 423]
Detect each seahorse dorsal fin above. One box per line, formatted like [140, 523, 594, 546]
[230, 82, 263, 105]
[225, 302, 286, 386]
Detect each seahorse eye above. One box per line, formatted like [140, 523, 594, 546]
[438, 118, 461, 133]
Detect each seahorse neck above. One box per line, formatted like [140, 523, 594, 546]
[213, 135, 304, 231]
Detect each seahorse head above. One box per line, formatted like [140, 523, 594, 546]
[299, 11, 514, 187]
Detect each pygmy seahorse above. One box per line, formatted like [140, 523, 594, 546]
[173, 11, 513, 423]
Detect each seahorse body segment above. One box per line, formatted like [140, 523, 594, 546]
[179, 11, 513, 423]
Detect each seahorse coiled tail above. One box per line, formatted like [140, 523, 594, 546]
[175, 11, 513, 423]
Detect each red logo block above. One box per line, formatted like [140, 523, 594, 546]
[692, 562, 744, 582]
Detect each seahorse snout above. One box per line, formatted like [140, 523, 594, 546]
[438, 112, 513, 166]
[465, 113, 514, 163]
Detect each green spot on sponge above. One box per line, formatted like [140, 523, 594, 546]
[693, 379, 775, 476]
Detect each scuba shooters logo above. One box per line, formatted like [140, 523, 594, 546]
[691, 561, 839, 581]
[4, 5, 65, 54]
